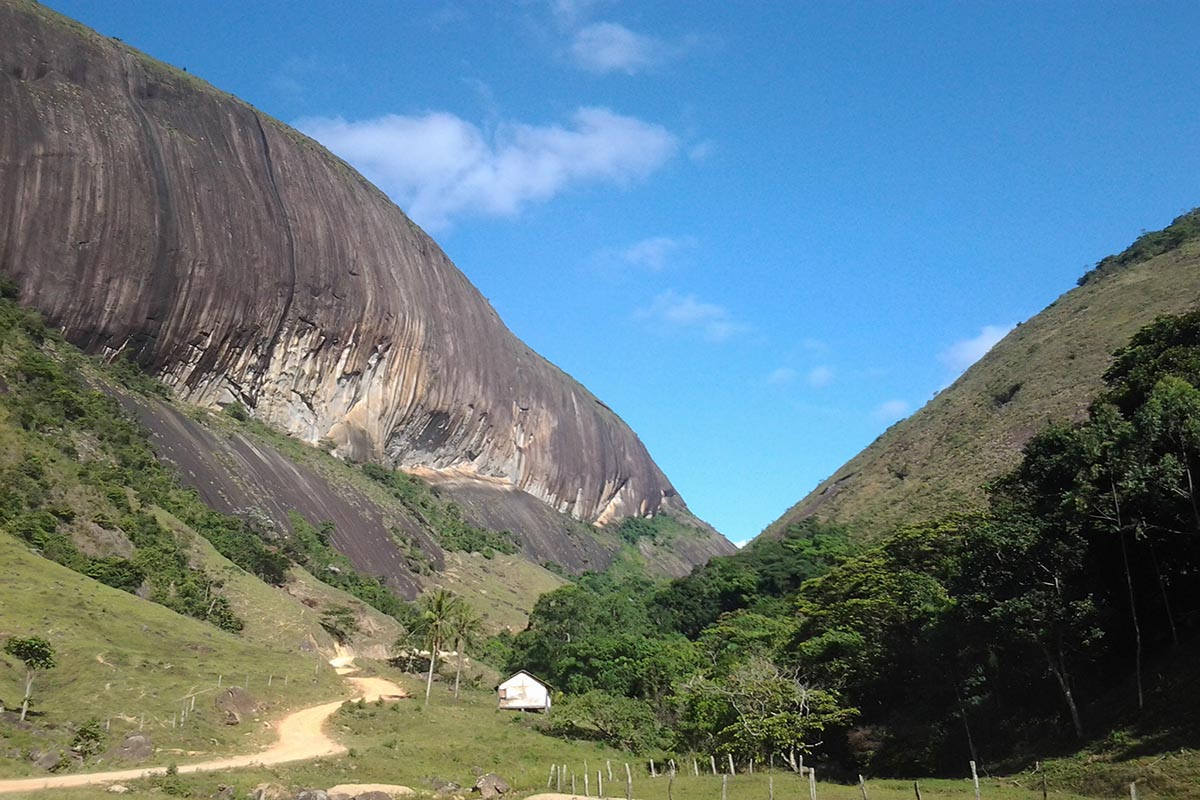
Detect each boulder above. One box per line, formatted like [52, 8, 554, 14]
[32, 748, 64, 771]
[215, 687, 260, 724]
[471, 774, 509, 800]
[117, 733, 153, 761]
[251, 783, 289, 800]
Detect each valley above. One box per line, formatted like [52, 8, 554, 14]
[2, 0, 1200, 798]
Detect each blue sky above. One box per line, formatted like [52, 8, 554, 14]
[48, 1, 1200, 545]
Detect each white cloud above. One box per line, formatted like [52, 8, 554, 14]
[637, 290, 747, 342]
[873, 399, 911, 423]
[807, 365, 834, 388]
[766, 367, 798, 386]
[570, 22, 673, 74]
[939, 323, 1015, 373]
[297, 107, 678, 230]
[621, 236, 696, 271]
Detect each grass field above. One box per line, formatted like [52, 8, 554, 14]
[8, 662, 1107, 800]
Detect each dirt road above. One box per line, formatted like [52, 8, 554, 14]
[0, 675, 408, 794]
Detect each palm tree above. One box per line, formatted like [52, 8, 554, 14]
[448, 602, 484, 699]
[413, 589, 462, 706]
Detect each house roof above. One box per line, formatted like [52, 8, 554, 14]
[498, 669, 554, 690]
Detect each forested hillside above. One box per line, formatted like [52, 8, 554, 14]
[495, 307, 1200, 795]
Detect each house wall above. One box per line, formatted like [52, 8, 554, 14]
[498, 673, 550, 710]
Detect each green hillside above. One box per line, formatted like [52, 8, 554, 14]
[768, 210, 1200, 541]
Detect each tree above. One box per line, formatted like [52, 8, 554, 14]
[4, 636, 56, 721]
[448, 602, 483, 699]
[677, 655, 856, 770]
[412, 589, 463, 706]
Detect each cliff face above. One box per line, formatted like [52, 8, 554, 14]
[0, 1, 712, 538]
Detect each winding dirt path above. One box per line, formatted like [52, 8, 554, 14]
[0, 675, 408, 795]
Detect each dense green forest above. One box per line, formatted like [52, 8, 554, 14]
[496, 310, 1200, 777]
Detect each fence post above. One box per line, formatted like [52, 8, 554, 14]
[625, 763, 633, 800]
[711, 755, 718, 775]
[728, 753, 735, 775]
[970, 761, 981, 800]
[809, 769, 817, 800]
[769, 775, 775, 800]
[913, 781, 922, 800]
[693, 758, 699, 776]
[721, 774, 727, 800]
[858, 774, 869, 800]
[548, 765, 555, 789]
[608, 760, 613, 781]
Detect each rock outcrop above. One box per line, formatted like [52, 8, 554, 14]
[0, 1, 722, 545]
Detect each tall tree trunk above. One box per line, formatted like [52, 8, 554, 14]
[21, 672, 33, 722]
[424, 639, 438, 707]
[1042, 642, 1084, 739]
[454, 636, 464, 699]
[954, 683, 980, 767]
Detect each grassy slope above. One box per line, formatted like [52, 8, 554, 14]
[768, 238, 1200, 541]
[0, 532, 348, 777]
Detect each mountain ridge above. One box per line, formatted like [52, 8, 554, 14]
[766, 209, 1200, 541]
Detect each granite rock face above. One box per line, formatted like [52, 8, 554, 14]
[0, 2, 715, 537]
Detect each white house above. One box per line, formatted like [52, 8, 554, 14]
[497, 670, 551, 712]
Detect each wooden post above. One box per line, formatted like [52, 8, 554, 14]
[572, 775, 576, 795]
[1041, 770, 1048, 800]
[625, 763, 633, 800]
[1130, 782, 1138, 800]
[711, 755, 718, 775]
[608, 760, 613, 781]
[105, 718, 110, 731]
[728, 753, 735, 775]
[669, 759, 676, 776]
[218, 674, 223, 688]
[970, 761, 980, 800]
[809, 769, 817, 800]
[693, 758, 699, 776]
[650, 758, 657, 777]
[769, 775, 775, 800]
[268, 674, 273, 687]
[667, 774, 674, 800]
[190, 695, 196, 712]
[913, 781, 922, 800]
[598, 770, 603, 799]
[585, 772, 590, 797]
[769, 753, 774, 772]
[858, 774, 869, 800]
[548, 765, 555, 789]
[721, 774, 728, 800]
[749, 758, 754, 775]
